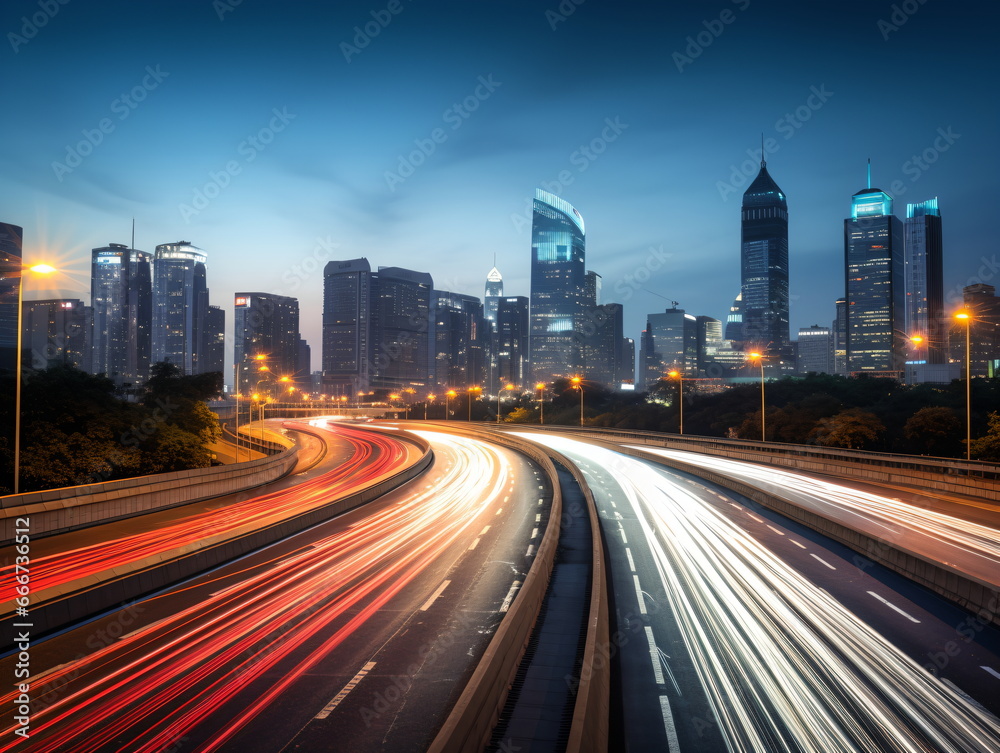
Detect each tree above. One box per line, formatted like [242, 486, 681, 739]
[969, 411, 1000, 461]
[503, 407, 536, 424]
[903, 406, 962, 456]
[809, 408, 885, 450]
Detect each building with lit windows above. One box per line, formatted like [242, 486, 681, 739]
[797, 325, 833, 374]
[741, 155, 789, 351]
[529, 189, 586, 383]
[234, 293, 298, 393]
[582, 302, 623, 388]
[484, 265, 503, 326]
[434, 290, 486, 390]
[91, 243, 152, 386]
[323, 258, 376, 395]
[0, 222, 23, 375]
[904, 198, 944, 364]
[844, 170, 904, 375]
[21, 298, 92, 372]
[642, 307, 698, 386]
[152, 241, 208, 375]
[496, 296, 529, 385]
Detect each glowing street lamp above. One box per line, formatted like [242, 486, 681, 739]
[13, 262, 58, 494]
[467, 386, 482, 421]
[570, 376, 584, 426]
[402, 387, 416, 420]
[497, 382, 517, 423]
[536, 382, 546, 425]
[446, 389, 457, 420]
[425, 393, 435, 420]
[748, 352, 766, 441]
[668, 370, 684, 435]
[955, 310, 972, 460]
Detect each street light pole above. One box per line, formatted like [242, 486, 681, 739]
[957, 311, 972, 460]
[749, 352, 766, 442]
[571, 376, 584, 426]
[668, 370, 683, 434]
[536, 382, 545, 424]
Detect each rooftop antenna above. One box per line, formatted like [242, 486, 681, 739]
[761, 132, 766, 167]
[131, 218, 135, 250]
[867, 158, 871, 189]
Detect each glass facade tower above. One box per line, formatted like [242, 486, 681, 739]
[234, 292, 299, 393]
[323, 258, 375, 394]
[844, 182, 905, 374]
[741, 157, 789, 350]
[0, 222, 24, 375]
[904, 198, 944, 364]
[529, 188, 586, 383]
[152, 241, 208, 375]
[91, 243, 152, 385]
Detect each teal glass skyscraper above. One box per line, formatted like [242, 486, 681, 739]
[844, 165, 904, 374]
[529, 189, 586, 382]
[741, 153, 789, 350]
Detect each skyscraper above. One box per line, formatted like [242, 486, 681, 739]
[844, 167, 904, 375]
[152, 241, 208, 375]
[433, 290, 486, 390]
[374, 267, 433, 391]
[21, 299, 92, 372]
[797, 325, 833, 374]
[832, 297, 848, 375]
[234, 292, 299, 393]
[323, 258, 375, 394]
[724, 292, 743, 343]
[696, 315, 724, 373]
[484, 265, 503, 326]
[904, 198, 944, 364]
[643, 307, 697, 384]
[741, 153, 789, 350]
[201, 304, 226, 380]
[496, 296, 529, 385]
[622, 337, 635, 386]
[584, 270, 602, 307]
[582, 302, 623, 388]
[91, 243, 152, 385]
[0, 222, 23, 374]
[529, 188, 586, 382]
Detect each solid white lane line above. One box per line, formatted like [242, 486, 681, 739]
[625, 547, 637, 572]
[790, 540, 807, 549]
[981, 666, 1000, 681]
[810, 553, 837, 570]
[419, 580, 451, 611]
[634, 575, 647, 615]
[645, 626, 664, 684]
[867, 591, 921, 623]
[468, 538, 480, 550]
[480, 525, 491, 535]
[315, 662, 376, 719]
[766, 525, 785, 536]
[659, 696, 681, 753]
[499, 580, 522, 613]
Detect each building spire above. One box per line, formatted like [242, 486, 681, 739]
[761, 132, 766, 168]
[131, 217, 135, 250]
[867, 158, 871, 189]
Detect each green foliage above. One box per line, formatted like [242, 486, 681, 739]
[903, 406, 962, 456]
[0, 362, 224, 493]
[970, 411, 1000, 461]
[809, 408, 885, 450]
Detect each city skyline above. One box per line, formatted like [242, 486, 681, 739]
[6, 1, 996, 368]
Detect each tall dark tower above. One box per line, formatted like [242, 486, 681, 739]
[740, 147, 789, 351]
[904, 198, 944, 364]
[844, 162, 904, 375]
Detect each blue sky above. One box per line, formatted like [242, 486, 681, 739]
[4, 0, 997, 371]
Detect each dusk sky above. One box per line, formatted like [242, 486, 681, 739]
[5, 0, 997, 379]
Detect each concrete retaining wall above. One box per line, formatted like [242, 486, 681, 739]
[0, 447, 299, 545]
[426, 426, 610, 753]
[8, 432, 433, 637]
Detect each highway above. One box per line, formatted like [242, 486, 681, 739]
[514, 431, 1000, 753]
[0, 427, 547, 753]
[0, 420, 416, 613]
[631, 446, 1000, 586]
